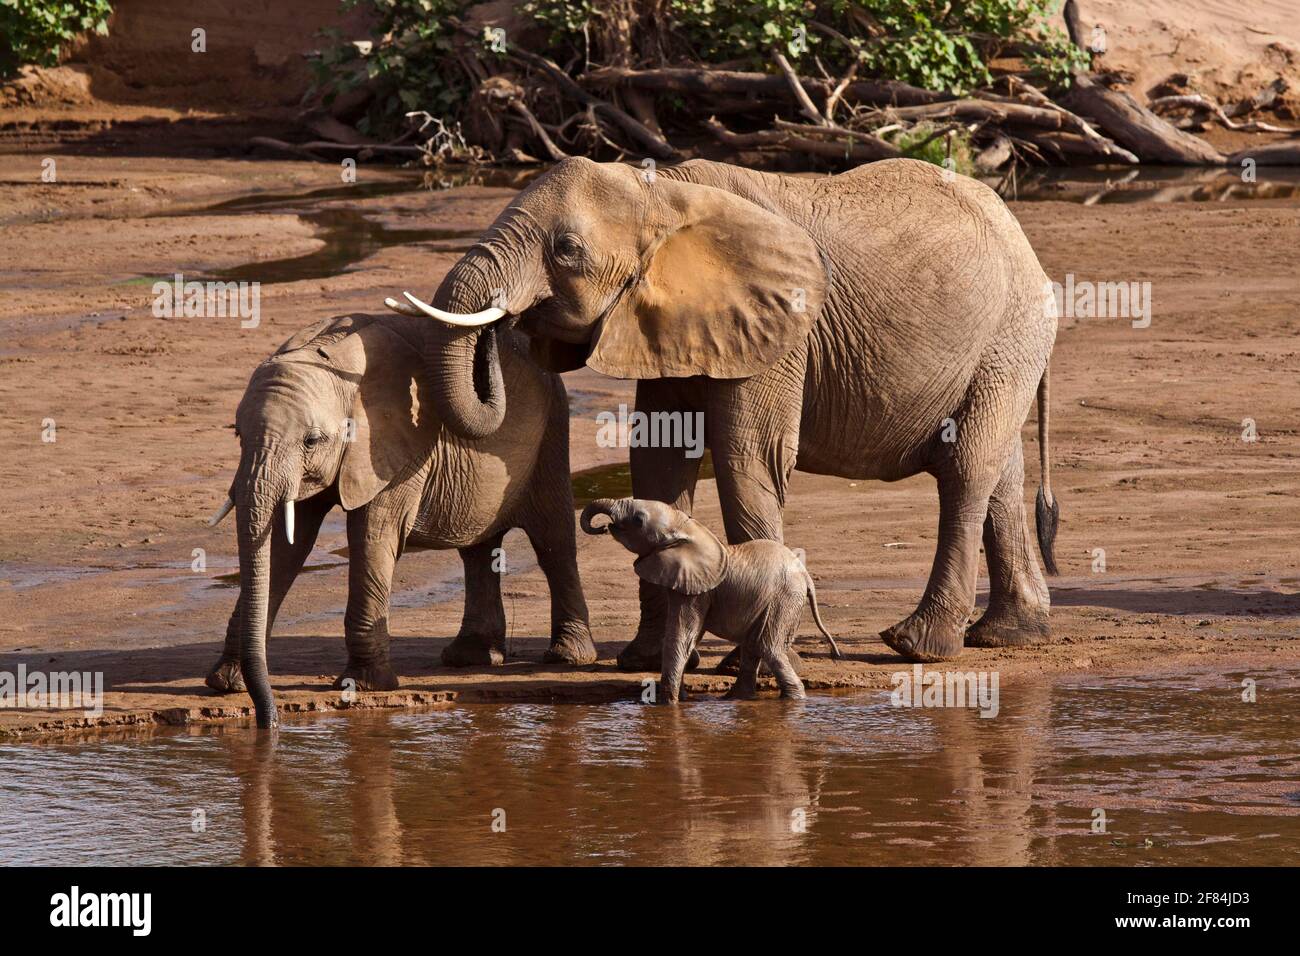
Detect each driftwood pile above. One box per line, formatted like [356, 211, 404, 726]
[284, 16, 1299, 173]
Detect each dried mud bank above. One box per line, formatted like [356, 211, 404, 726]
[0, 159, 1297, 740]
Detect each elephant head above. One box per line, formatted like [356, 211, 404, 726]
[210, 315, 436, 727]
[580, 497, 727, 595]
[390, 158, 828, 439]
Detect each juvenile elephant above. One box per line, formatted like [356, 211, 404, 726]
[389, 156, 1060, 668]
[581, 497, 841, 702]
[205, 312, 594, 728]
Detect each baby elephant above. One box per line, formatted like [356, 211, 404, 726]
[581, 498, 841, 702]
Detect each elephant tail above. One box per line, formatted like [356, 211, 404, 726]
[1035, 362, 1060, 576]
[803, 569, 844, 660]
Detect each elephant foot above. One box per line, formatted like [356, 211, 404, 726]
[333, 661, 399, 692]
[204, 657, 245, 694]
[542, 621, 598, 665]
[881, 612, 965, 663]
[716, 646, 805, 677]
[441, 632, 506, 667]
[723, 679, 758, 701]
[616, 637, 700, 673]
[966, 604, 1052, 648]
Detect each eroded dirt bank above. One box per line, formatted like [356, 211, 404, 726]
[0, 157, 1297, 739]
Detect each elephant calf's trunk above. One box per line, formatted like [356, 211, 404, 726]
[580, 499, 618, 535]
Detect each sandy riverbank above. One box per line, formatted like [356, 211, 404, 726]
[0, 155, 1297, 739]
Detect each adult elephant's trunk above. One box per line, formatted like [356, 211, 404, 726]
[427, 323, 505, 441]
[236, 449, 282, 729]
[421, 254, 509, 440]
[580, 498, 621, 535]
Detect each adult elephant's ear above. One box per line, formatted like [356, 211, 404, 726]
[587, 181, 827, 379]
[325, 323, 438, 511]
[633, 517, 728, 596]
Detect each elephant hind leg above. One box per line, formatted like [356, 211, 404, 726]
[723, 643, 762, 700]
[442, 530, 509, 667]
[967, 442, 1052, 649]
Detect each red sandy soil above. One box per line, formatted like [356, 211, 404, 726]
[0, 154, 1297, 738]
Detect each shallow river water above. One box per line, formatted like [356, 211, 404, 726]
[2, 665, 1296, 866]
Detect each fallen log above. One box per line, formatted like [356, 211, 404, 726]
[1149, 93, 1300, 134]
[1018, 130, 1137, 164]
[507, 47, 677, 160]
[704, 117, 901, 162]
[1060, 73, 1224, 164]
[878, 97, 1138, 163]
[248, 137, 423, 160]
[583, 66, 950, 107]
[1226, 142, 1300, 166]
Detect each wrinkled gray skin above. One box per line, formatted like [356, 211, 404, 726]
[206, 312, 594, 729]
[418, 156, 1058, 670]
[582, 498, 842, 702]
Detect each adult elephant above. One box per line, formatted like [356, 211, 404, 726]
[388, 156, 1059, 670]
[206, 312, 594, 728]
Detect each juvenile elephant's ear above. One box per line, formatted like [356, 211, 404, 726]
[633, 517, 728, 595]
[587, 181, 826, 380]
[326, 323, 437, 511]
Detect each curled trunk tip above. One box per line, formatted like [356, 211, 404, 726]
[580, 499, 618, 535]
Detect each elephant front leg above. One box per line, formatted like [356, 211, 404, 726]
[206, 491, 334, 693]
[618, 379, 704, 672]
[335, 502, 406, 692]
[441, 531, 508, 667]
[660, 592, 707, 704]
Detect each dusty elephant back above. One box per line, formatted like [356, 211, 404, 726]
[790, 160, 1052, 479]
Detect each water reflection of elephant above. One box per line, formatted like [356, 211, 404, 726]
[218, 680, 1058, 866]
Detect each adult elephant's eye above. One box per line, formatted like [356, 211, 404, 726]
[554, 232, 584, 261]
[304, 432, 326, 448]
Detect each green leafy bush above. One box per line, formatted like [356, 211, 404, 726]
[312, 0, 474, 137]
[319, 1, 1089, 150]
[0, 0, 112, 79]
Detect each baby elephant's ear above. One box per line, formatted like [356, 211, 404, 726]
[633, 517, 727, 595]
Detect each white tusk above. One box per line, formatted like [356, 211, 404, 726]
[401, 291, 506, 327]
[283, 499, 295, 545]
[208, 496, 235, 527]
[384, 296, 423, 316]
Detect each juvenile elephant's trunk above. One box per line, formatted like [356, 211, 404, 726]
[236, 450, 283, 729]
[580, 498, 620, 535]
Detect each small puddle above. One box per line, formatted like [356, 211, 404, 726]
[198, 207, 478, 286]
[1, 663, 1295, 865]
[996, 164, 1300, 204]
[571, 456, 715, 509]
